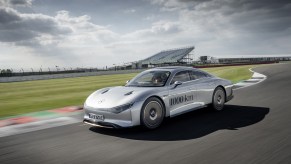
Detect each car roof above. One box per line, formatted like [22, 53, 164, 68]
[149, 66, 196, 72]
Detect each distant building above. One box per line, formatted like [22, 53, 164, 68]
[196, 55, 291, 64]
[218, 56, 291, 64]
[123, 46, 291, 70]
[199, 56, 219, 64]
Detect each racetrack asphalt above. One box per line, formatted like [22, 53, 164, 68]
[0, 63, 290, 164]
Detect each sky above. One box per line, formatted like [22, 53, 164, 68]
[0, 0, 291, 71]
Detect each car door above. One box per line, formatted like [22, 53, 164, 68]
[190, 70, 215, 105]
[168, 71, 198, 117]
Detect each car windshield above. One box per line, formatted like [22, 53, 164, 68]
[126, 71, 170, 87]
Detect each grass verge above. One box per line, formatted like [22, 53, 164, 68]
[0, 64, 257, 118]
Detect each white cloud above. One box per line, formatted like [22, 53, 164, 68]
[123, 9, 136, 13]
[149, 0, 193, 11]
[144, 15, 156, 21]
[1, 0, 291, 70]
[0, 7, 72, 42]
[146, 0, 291, 56]
[124, 20, 182, 39]
[0, 0, 32, 7]
[0, 6, 122, 69]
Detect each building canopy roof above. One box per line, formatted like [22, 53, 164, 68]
[140, 46, 194, 65]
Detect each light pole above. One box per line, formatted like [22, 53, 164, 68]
[113, 64, 116, 71]
[21, 68, 24, 76]
[39, 65, 43, 73]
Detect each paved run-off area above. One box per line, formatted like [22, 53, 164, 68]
[0, 63, 290, 163]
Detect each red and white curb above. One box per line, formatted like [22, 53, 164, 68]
[0, 116, 38, 128]
[233, 68, 267, 90]
[0, 106, 82, 128]
[0, 106, 83, 137]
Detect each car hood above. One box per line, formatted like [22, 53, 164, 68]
[85, 86, 161, 109]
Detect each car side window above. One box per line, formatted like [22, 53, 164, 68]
[171, 71, 190, 84]
[190, 71, 208, 80]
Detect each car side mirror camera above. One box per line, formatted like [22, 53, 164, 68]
[173, 81, 182, 88]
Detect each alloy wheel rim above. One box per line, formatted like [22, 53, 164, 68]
[144, 101, 163, 127]
[215, 90, 224, 110]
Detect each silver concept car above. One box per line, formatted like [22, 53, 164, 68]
[83, 66, 233, 129]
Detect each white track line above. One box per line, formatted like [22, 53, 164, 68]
[233, 68, 267, 90]
[0, 117, 79, 138]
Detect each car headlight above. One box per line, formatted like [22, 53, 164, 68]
[110, 103, 134, 114]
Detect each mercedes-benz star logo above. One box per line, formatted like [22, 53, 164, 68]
[97, 99, 105, 104]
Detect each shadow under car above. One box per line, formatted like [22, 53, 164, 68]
[89, 105, 269, 141]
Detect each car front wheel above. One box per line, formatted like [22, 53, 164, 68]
[141, 97, 165, 129]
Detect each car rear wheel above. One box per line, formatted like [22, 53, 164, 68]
[212, 87, 226, 111]
[141, 97, 165, 129]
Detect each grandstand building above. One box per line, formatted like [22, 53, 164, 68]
[132, 46, 195, 69]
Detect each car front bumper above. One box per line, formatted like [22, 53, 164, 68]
[83, 101, 144, 128]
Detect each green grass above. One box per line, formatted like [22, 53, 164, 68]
[0, 65, 257, 118]
[202, 65, 254, 83]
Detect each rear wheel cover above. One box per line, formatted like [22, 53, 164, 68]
[212, 87, 225, 111]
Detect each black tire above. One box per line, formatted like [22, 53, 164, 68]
[141, 97, 165, 129]
[212, 87, 226, 111]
